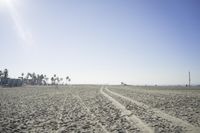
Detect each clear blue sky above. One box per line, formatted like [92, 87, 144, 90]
[0, 0, 200, 85]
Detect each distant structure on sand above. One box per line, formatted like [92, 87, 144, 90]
[0, 69, 22, 87]
[121, 82, 127, 86]
[189, 71, 191, 88]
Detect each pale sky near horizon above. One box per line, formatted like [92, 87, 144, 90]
[0, 0, 200, 85]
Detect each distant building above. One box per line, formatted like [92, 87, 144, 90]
[1, 78, 22, 87]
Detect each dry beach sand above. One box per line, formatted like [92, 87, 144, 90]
[0, 85, 200, 133]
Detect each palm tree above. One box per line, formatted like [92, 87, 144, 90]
[3, 69, 8, 79]
[53, 74, 57, 84]
[25, 73, 32, 85]
[0, 69, 8, 86]
[0, 70, 2, 85]
[31, 73, 36, 85]
[0, 70, 2, 77]
[36, 74, 40, 85]
[20, 73, 24, 85]
[38, 74, 44, 85]
[51, 77, 55, 85]
[66, 76, 71, 85]
[43, 75, 48, 85]
[0, 70, 2, 76]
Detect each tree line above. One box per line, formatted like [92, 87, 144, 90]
[0, 69, 71, 87]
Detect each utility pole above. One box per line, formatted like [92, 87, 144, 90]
[189, 71, 191, 88]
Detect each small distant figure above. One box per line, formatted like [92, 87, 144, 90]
[121, 82, 127, 86]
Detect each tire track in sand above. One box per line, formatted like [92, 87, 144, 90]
[100, 87, 153, 133]
[56, 96, 68, 133]
[75, 95, 110, 133]
[57, 94, 109, 133]
[105, 87, 200, 133]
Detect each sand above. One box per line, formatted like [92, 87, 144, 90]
[0, 85, 200, 133]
